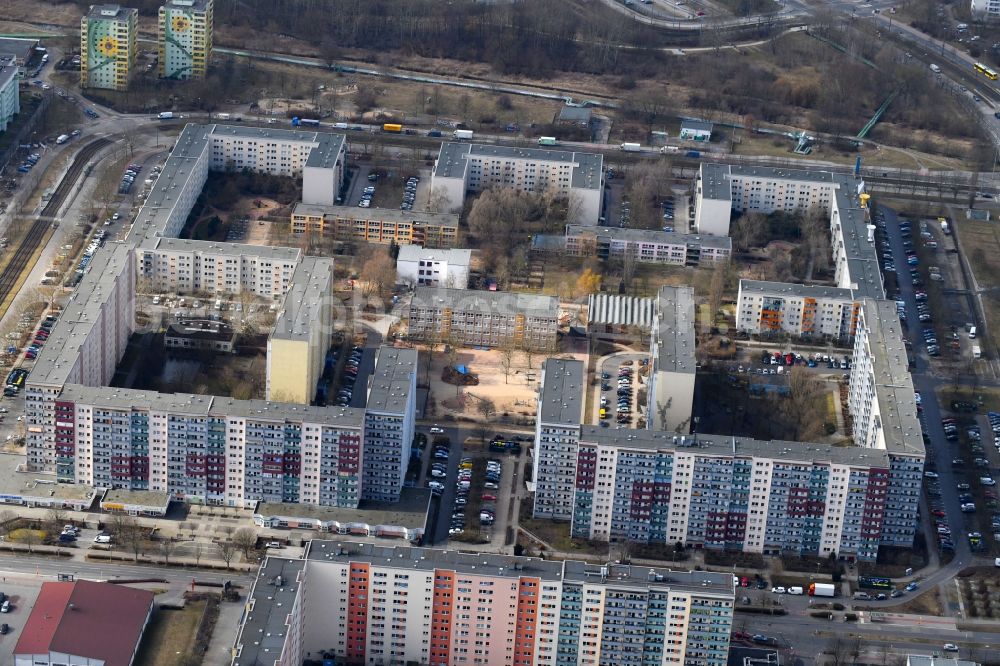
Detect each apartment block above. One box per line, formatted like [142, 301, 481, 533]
[407, 287, 558, 352]
[532, 358, 585, 522]
[291, 203, 460, 247]
[972, 0, 1000, 19]
[396, 245, 471, 288]
[138, 237, 302, 297]
[649, 286, 696, 433]
[736, 280, 861, 341]
[362, 347, 417, 503]
[25, 244, 136, 476]
[563, 225, 731, 267]
[80, 4, 137, 91]
[232, 542, 735, 666]
[49, 385, 365, 508]
[0, 56, 18, 133]
[695, 164, 839, 236]
[431, 143, 604, 224]
[158, 0, 213, 79]
[266, 257, 335, 404]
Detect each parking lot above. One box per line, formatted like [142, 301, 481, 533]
[596, 354, 649, 428]
[343, 165, 430, 211]
[0, 578, 43, 664]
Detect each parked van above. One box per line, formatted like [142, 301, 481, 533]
[970, 326, 977, 339]
[787, 586, 804, 595]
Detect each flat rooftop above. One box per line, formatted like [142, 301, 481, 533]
[433, 142, 603, 190]
[232, 556, 305, 666]
[396, 245, 471, 266]
[538, 358, 585, 426]
[410, 286, 557, 319]
[163, 0, 212, 11]
[304, 541, 734, 596]
[86, 4, 136, 20]
[699, 163, 732, 202]
[861, 299, 922, 456]
[578, 426, 892, 467]
[166, 319, 236, 342]
[0, 37, 37, 61]
[256, 487, 431, 528]
[738, 279, 857, 301]
[565, 224, 732, 250]
[365, 347, 417, 415]
[0, 454, 96, 502]
[140, 236, 302, 262]
[27, 243, 134, 388]
[271, 257, 334, 342]
[653, 286, 695, 375]
[56, 384, 366, 427]
[292, 202, 459, 226]
[101, 489, 171, 508]
[681, 119, 714, 132]
[208, 124, 346, 170]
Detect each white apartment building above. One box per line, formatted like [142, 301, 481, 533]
[563, 225, 731, 267]
[158, 0, 213, 79]
[532, 358, 585, 522]
[649, 286, 696, 433]
[80, 4, 137, 91]
[395, 245, 471, 288]
[138, 237, 302, 297]
[0, 56, 19, 133]
[430, 142, 604, 224]
[972, 0, 1000, 19]
[362, 347, 417, 503]
[694, 164, 837, 236]
[266, 257, 335, 404]
[736, 279, 861, 341]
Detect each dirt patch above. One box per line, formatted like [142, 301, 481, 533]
[135, 598, 209, 666]
[956, 568, 1000, 620]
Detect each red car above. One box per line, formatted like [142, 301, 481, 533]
[482, 494, 497, 502]
[931, 509, 946, 517]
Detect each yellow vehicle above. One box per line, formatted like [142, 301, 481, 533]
[382, 123, 402, 133]
[599, 408, 607, 419]
[975, 62, 998, 80]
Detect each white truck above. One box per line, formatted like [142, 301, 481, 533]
[930, 63, 941, 74]
[809, 583, 836, 597]
[453, 129, 474, 140]
[621, 142, 642, 152]
[157, 111, 174, 120]
[973, 345, 982, 359]
[940, 219, 950, 235]
[55, 134, 69, 145]
[215, 113, 231, 120]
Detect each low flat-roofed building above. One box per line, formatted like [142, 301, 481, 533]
[290, 202, 460, 247]
[906, 657, 977, 666]
[253, 486, 431, 540]
[680, 119, 714, 141]
[14, 580, 154, 666]
[586, 293, 655, 339]
[556, 105, 593, 126]
[100, 489, 171, 516]
[0, 456, 98, 511]
[407, 286, 558, 351]
[564, 224, 731, 266]
[396, 245, 472, 288]
[165, 318, 237, 352]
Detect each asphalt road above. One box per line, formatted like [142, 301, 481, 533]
[0, 553, 253, 586]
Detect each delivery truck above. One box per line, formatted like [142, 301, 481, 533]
[454, 129, 474, 140]
[620, 142, 641, 152]
[157, 111, 174, 120]
[538, 136, 558, 146]
[809, 583, 836, 597]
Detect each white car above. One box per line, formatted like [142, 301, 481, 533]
[94, 534, 112, 543]
[771, 587, 786, 594]
[943, 644, 959, 652]
[982, 477, 997, 487]
[429, 426, 444, 434]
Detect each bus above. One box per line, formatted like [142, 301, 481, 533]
[382, 123, 402, 133]
[975, 62, 998, 81]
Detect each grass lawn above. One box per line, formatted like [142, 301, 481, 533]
[938, 385, 1000, 414]
[135, 599, 207, 666]
[958, 220, 1000, 290]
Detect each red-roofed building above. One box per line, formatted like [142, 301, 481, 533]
[14, 580, 154, 666]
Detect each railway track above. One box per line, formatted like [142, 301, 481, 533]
[0, 137, 111, 313]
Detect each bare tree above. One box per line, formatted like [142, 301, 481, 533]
[233, 527, 258, 561]
[14, 527, 40, 552]
[0, 510, 16, 536]
[159, 538, 176, 566]
[219, 540, 237, 569]
[359, 249, 396, 299]
[45, 508, 67, 534]
[192, 541, 204, 566]
[499, 341, 516, 384]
